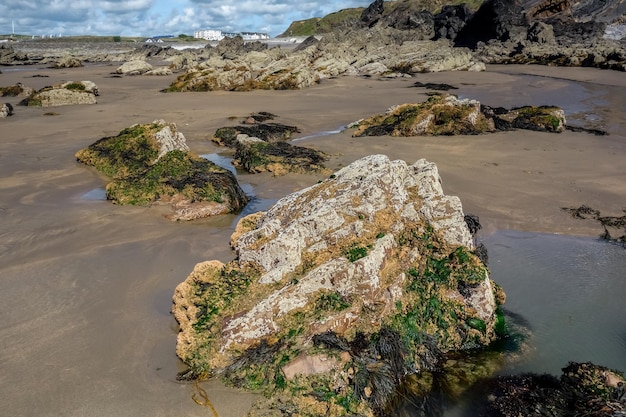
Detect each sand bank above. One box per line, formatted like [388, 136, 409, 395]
[0, 63, 624, 416]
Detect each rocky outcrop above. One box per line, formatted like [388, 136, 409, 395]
[164, 27, 485, 92]
[477, 362, 626, 417]
[0, 43, 39, 65]
[19, 80, 99, 107]
[172, 154, 505, 416]
[51, 55, 83, 68]
[351, 94, 566, 137]
[75, 120, 248, 220]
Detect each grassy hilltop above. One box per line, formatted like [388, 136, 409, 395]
[279, 0, 485, 37]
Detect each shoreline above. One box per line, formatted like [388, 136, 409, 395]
[0, 62, 624, 416]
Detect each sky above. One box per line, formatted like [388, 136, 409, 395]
[0, 0, 375, 38]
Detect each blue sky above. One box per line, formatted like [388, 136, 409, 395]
[1, 0, 374, 38]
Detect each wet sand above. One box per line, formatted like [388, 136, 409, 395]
[0, 62, 625, 416]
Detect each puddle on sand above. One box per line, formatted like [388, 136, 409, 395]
[200, 153, 237, 175]
[292, 126, 345, 142]
[80, 187, 107, 201]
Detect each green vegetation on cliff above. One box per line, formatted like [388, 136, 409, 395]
[279, 0, 485, 37]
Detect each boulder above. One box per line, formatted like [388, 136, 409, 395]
[51, 55, 83, 68]
[213, 121, 301, 148]
[233, 140, 329, 176]
[172, 154, 505, 415]
[352, 94, 492, 137]
[19, 80, 99, 107]
[0, 83, 34, 97]
[75, 120, 248, 220]
[0, 103, 13, 118]
[351, 94, 567, 137]
[115, 60, 153, 75]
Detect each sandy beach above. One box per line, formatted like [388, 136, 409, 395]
[0, 62, 624, 416]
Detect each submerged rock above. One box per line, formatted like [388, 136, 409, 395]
[75, 120, 248, 220]
[19, 80, 99, 107]
[172, 154, 506, 416]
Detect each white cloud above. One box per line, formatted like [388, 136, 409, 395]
[0, 0, 373, 37]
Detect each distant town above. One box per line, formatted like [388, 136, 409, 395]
[193, 29, 270, 41]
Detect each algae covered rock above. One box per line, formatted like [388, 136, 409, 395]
[352, 94, 567, 137]
[353, 94, 492, 137]
[172, 154, 506, 415]
[479, 361, 626, 417]
[212, 113, 328, 176]
[75, 120, 248, 220]
[233, 140, 329, 175]
[19, 80, 99, 107]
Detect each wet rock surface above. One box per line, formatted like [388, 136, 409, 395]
[351, 93, 567, 137]
[212, 112, 328, 175]
[476, 362, 626, 417]
[75, 119, 248, 220]
[172, 154, 506, 416]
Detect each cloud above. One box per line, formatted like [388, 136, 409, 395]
[0, 0, 372, 38]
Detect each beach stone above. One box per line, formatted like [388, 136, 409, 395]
[52, 56, 83, 68]
[115, 59, 153, 75]
[19, 80, 99, 107]
[0, 103, 13, 118]
[172, 154, 504, 415]
[0, 83, 34, 97]
[75, 120, 248, 219]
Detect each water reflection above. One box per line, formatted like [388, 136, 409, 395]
[482, 230, 626, 376]
[80, 187, 107, 200]
[199, 153, 237, 175]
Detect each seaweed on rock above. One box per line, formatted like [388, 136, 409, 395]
[75, 120, 248, 219]
[172, 155, 509, 417]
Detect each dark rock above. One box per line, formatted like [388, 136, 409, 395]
[216, 35, 267, 60]
[455, 0, 528, 49]
[213, 123, 301, 148]
[562, 205, 626, 244]
[292, 35, 319, 52]
[411, 81, 458, 91]
[526, 21, 556, 43]
[360, 0, 385, 28]
[372, 2, 435, 38]
[433, 4, 472, 40]
[564, 125, 609, 136]
[233, 140, 329, 175]
[477, 362, 626, 417]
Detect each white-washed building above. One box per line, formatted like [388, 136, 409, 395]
[194, 29, 224, 41]
[194, 29, 270, 41]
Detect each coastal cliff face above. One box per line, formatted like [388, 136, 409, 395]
[172, 155, 505, 416]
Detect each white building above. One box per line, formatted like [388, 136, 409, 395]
[194, 29, 224, 41]
[194, 29, 270, 41]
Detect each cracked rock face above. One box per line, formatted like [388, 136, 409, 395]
[172, 154, 506, 415]
[173, 155, 502, 370]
